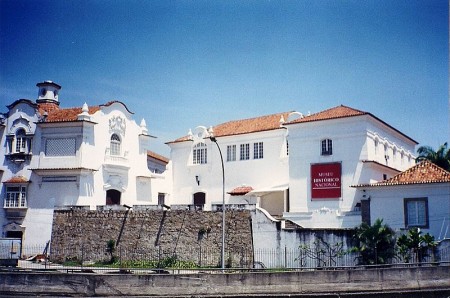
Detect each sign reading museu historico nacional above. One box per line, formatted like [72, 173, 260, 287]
[311, 162, 341, 199]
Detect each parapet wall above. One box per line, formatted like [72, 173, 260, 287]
[50, 209, 253, 267]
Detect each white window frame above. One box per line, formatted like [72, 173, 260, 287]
[11, 128, 31, 154]
[253, 142, 263, 159]
[110, 134, 121, 156]
[193, 142, 207, 164]
[321, 139, 332, 156]
[404, 198, 429, 228]
[227, 145, 236, 162]
[4, 185, 27, 208]
[240, 143, 250, 160]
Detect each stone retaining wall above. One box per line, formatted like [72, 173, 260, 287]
[50, 209, 253, 267]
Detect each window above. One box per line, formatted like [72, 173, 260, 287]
[193, 142, 207, 164]
[321, 139, 332, 156]
[45, 138, 76, 156]
[404, 198, 429, 228]
[254, 142, 263, 159]
[227, 145, 236, 162]
[157, 193, 165, 206]
[4, 186, 27, 208]
[286, 140, 289, 156]
[9, 128, 31, 155]
[240, 143, 250, 160]
[110, 134, 121, 156]
[15, 129, 26, 153]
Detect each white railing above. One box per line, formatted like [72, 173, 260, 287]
[4, 196, 27, 208]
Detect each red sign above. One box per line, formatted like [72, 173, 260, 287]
[311, 163, 341, 199]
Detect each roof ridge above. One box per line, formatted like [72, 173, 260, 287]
[216, 110, 294, 126]
[305, 104, 367, 118]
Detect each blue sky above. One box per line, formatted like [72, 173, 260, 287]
[1, 0, 448, 156]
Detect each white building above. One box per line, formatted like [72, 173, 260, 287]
[353, 160, 450, 240]
[167, 105, 417, 230]
[284, 105, 417, 228]
[166, 112, 291, 214]
[0, 81, 170, 247]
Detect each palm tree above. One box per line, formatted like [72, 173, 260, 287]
[353, 219, 396, 265]
[416, 142, 450, 171]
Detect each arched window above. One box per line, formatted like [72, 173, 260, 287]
[193, 142, 207, 164]
[15, 129, 27, 153]
[321, 139, 332, 156]
[110, 134, 121, 156]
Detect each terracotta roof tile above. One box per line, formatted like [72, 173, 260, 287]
[284, 104, 417, 144]
[355, 160, 450, 187]
[228, 185, 254, 195]
[147, 150, 169, 164]
[4, 176, 29, 183]
[170, 111, 291, 143]
[285, 105, 367, 124]
[38, 104, 100, 122]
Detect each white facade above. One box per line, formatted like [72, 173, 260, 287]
[284, 108, 417, 228]
[167, 114, 290, 213]
[168, 105, 417, 230]
[0, 81, 170, 247]
[354, 161, 450, 240]
[365, 184, 450, 240]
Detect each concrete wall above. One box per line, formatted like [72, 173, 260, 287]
[1, 266, 448, 297]
[50, 208, 253, 267]
[252, 208, 354, 268]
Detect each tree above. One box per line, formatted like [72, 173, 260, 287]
[416, 142, 450, 171]
[353, 219, 396, 265]
[106, 239, 117, 264]
[396, 228, 437, 263]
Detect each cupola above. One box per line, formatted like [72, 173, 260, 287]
[36, 81, 61, 105]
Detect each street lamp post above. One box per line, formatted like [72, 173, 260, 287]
[208, 128, 226, 270]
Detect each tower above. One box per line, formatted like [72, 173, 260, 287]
[36, 81, 61, 105]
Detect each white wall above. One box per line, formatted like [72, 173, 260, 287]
[366, 184, 450, 240]
[168, 129, 289, 209]
[286, 115, 416, 229]
[1, 98, 169, 247]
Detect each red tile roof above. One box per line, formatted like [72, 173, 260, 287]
[285, 105, 367, 124]
[228, 185, 254, 196]
[354, 160, 450, 187]
[41, 106, 101, 122]
[3, 176, 29, 183]
[37, 100, 133, 123]
[147, 150, 170, 164]
[284, 105, 417, 144]
[169, 111, 291, 143]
